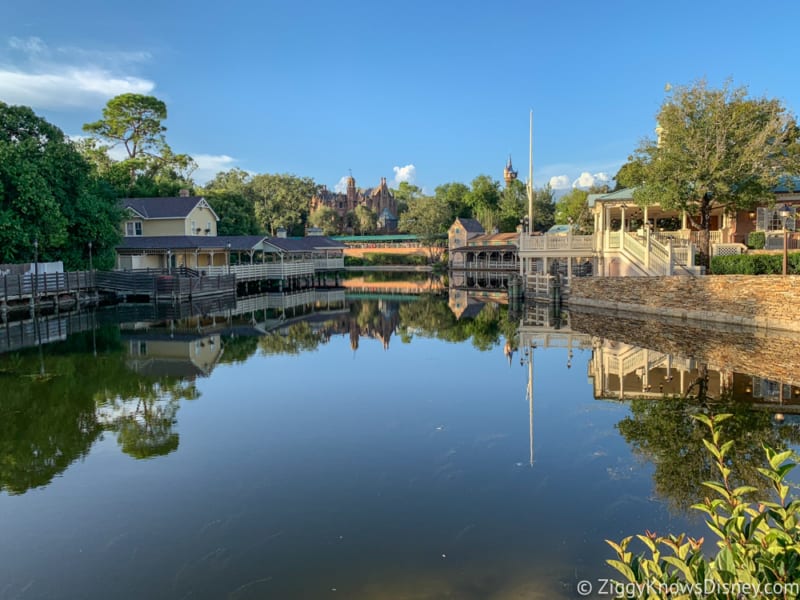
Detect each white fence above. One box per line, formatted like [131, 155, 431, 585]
[519, 233, 595, 252]
[205, 261, 315, 280]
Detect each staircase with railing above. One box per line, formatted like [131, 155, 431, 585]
[604, 229, 702, 276]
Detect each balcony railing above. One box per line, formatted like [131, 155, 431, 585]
[205, 261, 315, 280]
[519, 233, 595, 252]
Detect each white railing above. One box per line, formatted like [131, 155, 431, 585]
[315, 289, 346, 305]
[621, 348, 647, 375]
[607, 231, 621, 249]
[313, 257, 344, 270]
[689, 230, 723, 244]
[206, 261, 315, 280]
[623, 232, 647, 264]
[672, 246, 696, 268]
[519, 233, 595, 252]
[652, 231, 690, 246]
[464, 260, 518, 270]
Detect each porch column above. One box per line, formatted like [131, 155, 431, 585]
[620, 206, 626, 250]
[681, 211, 688, 230]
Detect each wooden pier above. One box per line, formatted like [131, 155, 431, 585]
[94, 271, 236, 303]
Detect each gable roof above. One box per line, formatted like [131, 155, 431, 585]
[453, 217, 484, 233]
[265, 237, 345, 252]
[121, 196, 219, 221]
[117, 235, 269, 251]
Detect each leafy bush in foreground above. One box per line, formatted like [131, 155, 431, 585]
[711, 252, 800, 274]
[607, 413, 800, 599]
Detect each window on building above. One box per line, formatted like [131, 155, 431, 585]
[757, 207, 797, 231]
[125, 221, 142, 236]
[206, 221, 212, 233]
[191, 220, 196, 234]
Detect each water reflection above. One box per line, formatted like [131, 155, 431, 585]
[521, 303, 800, 512]
[0, 289, 517, 497]
[2, 284, 799, 598]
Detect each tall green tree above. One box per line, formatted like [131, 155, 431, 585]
[250, 173, 318, 236]
[463, 175, 502, 232]
[398, 196, 451, 262]
[530, 185, 556, 232]
[629, 80, 800, 268]
[0, 102, 121, 268]
[307, 206, 342, 235]
[498, 179, 526, 232]
[434, 182, 471, 219]
[82, 93, 196, 196]
[202, 169, 260, 236]
[554, 188, 593, 232]
[392, 181, 423, 216]
[353, 205, 378, 235]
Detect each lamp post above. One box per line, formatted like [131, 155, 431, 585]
[88, 241, 93, 272]
[226, 242, 231, 275]
[33, 237, 39, 305]
[779, 204, 793, 276]
[167, 249, 172, 275]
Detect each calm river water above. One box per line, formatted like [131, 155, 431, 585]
[1, 283, 799, 599]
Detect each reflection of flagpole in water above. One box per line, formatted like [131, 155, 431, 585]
[528, 349, 534, 466]
[523, 342, 536, 466]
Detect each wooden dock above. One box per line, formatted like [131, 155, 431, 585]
[1, 271, 94, 303]
[94, 271, 236, 303]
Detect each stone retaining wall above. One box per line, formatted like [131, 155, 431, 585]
[568, 275, 800, 333]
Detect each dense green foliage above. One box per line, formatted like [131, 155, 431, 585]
[307, 206, 342, 235]
[202, 169, 260, 236]
[747, 231, 766, 249]
[251, 173, 318, 236]
[0, 327, 197, 494]
[618, 398, 800, 512]
[0, 102, 122, 269]
[710, 252, 800, 274]
[608, 413, 800, 598]
[398, 196, 451, 261]
[625, 80, 800, 268]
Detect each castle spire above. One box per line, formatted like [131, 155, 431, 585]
[503, 154, 518, 186]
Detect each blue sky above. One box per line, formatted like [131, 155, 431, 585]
[2, 0, 799, 194]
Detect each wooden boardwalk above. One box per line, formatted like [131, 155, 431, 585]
[95, 271, 236, 303]
[2, 271, 94, 304]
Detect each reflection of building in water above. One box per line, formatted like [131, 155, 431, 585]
[587, 338, 800, 410]
[448, 271, 511, 320]
[124, 332, 223, 379]
[346, 299, 401, 351]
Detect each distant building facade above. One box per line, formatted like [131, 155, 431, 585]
[310, 176, 398, 232]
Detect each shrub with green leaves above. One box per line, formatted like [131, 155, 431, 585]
[607, 413, 800, 598]
[748, 231, 766, 249]
[711, 253, 800, 275]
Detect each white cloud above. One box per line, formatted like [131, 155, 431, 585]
[572, 171, 610, 189]
[334, 176, 349, 193]
[548, 175, 571, 190]
[192, 154, 237, 185]
[393, 164, 416, 185]
[9, 36, 46, 54]
[0, 36, 155, 109]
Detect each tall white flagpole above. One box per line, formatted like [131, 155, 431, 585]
[528, 110, 534, 231]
